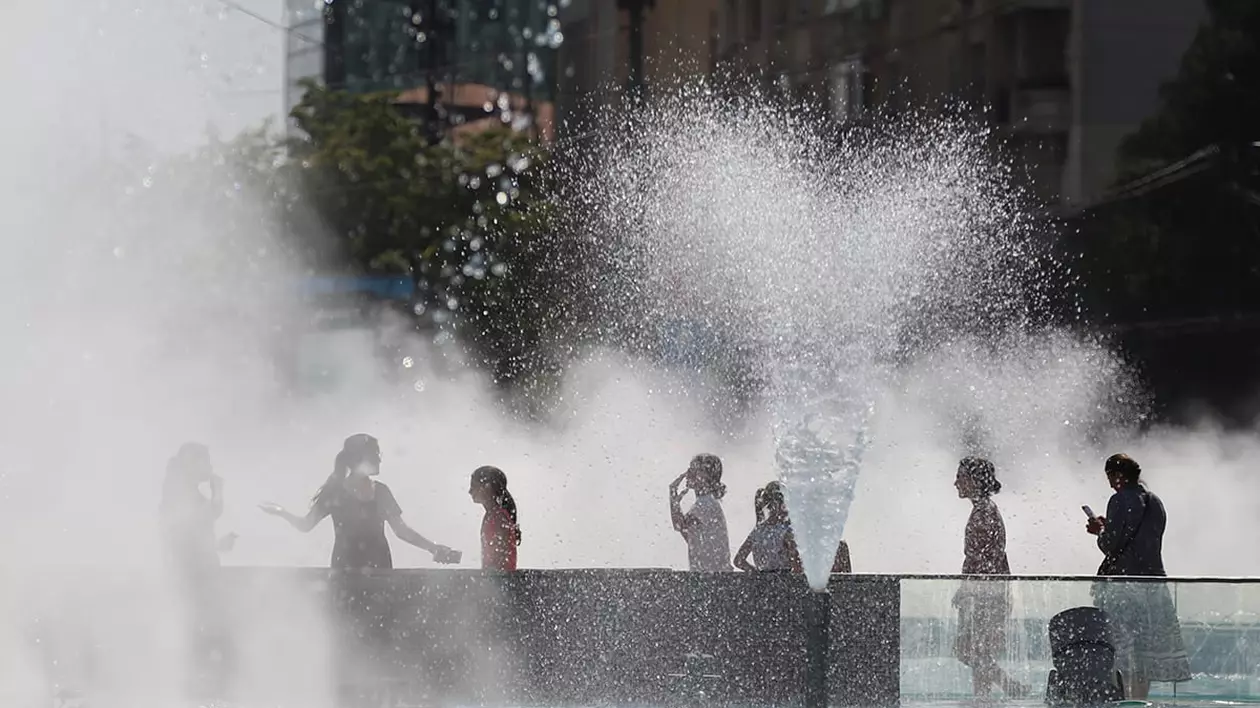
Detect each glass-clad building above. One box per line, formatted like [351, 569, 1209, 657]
[283, 0, 563, 126]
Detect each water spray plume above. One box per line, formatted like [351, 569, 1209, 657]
[560, 82, 1135, 588]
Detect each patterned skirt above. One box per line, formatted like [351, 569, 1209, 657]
[1093, 579, 1192, 683]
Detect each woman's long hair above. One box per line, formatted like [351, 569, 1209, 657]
[312, 434, 379, 508]
[472, 465, 521, 546]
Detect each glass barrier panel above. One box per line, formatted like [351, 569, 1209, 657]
[901, 577, 1260, 705]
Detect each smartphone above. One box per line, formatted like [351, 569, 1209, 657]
[1082, 505, 1096, 519]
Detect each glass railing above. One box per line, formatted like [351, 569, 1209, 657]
[899, 576, 1260, 704]
[13, 570, 1260, 706]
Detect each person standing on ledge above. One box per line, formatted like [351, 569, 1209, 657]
[952, 456, 1028, 700]
[669, 453, 732, 571]
[159, 442, 237, 698]
[161, 442, 236, 579]
[733, 481, 801, 572]
[1086, 453, 1190, 699]
[260, 433, 459, 570]
[469, 465, 520, 571]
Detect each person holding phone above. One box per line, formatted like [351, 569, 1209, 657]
[669, 453, 732, 572]
[260, 433, 458, 570]
[161, 442, 236, 577]
[1085, 453, 1190, 699]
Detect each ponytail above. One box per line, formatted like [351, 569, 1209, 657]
[313, 449, 352, 507]
[314, 434, 381, 507]
[500, 488, 521, 546]
[754, 487, 768, 524]
[473, 465, 520, 546]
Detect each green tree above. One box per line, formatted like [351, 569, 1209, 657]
[1072, 0, 1260, 323]
[284, 81, 566, 384]
[1118, 0, 1260, 176]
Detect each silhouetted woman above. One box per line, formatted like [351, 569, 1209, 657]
[734, 481, 802, 572]
[161, 442, 235, 579]
[952, 457, 1027, 700]
[669, 453, 732, 571]
[469, 466, 520, 571]
[260, 434, 457, 570]
[1086, 453, 1190, 698]
[159, 442, 236, 697]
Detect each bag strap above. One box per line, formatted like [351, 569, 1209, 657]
[1102, 490, 1150, 567]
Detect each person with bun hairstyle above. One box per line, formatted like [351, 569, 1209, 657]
[1086, 453, 1190, 698]
[952, 456, 1028, 700]
[469, 465, 520, 571]
[668, 453, 732, 571]
[260, 434, 458, 570]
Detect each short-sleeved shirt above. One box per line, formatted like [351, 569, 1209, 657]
[480, 506, 518, 571]
[683, 494, 731, 571]
[313, 481, 402, 570]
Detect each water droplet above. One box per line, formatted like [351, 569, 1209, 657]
[496, 192, 509, 206]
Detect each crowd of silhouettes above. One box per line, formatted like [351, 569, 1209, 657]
[161, 436, 1186, 702]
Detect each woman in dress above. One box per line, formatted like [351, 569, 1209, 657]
[952, 457, 1028, 700]
[260, 433, 458, 569]
[1086, 453, 1191, 699]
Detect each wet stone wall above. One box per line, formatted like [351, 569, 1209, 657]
[215, 568, 902, 706]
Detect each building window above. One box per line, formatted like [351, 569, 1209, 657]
[830, 57, 868, 119]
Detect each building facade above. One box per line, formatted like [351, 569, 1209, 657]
[712, 0, 1206, 207]
[283, 0, 564, 140]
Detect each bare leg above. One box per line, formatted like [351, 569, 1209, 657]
[971, 665, 995, 699]
[1127, 675, 1150, 700]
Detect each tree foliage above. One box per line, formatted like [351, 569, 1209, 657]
[1071, 0, 1260, 323]
[283, 81, 566, 383]
[1118, 0, 1260, 176]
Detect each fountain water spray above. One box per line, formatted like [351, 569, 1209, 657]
[560, 82, 1116, 588]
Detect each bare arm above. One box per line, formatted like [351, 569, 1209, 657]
[733, 532, 757, 572]
[668, 474, 692, 535]
[386, 514, 441, 554]
[260, 503, 324, 533]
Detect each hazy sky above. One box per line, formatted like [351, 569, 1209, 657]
[5, 0, 286, 158]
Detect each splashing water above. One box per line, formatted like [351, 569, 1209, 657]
[771, 343, 877, 585]
[557, 81, 1135, 589]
